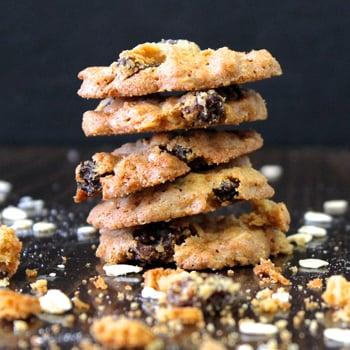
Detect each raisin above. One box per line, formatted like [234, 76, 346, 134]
[213, 178, 240, 202]
[167, 145, 193, 162]
[77, 160, 101, 196]
[132, 223, 196, 263]
[197, 90, 225, 124]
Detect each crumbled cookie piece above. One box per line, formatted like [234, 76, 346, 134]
[253, 258, 291, 286]
[322, 275, 350, 308]
[0, 289, 41, 320]
[25, 268, 38, 279]
[251, 287, 291, 315]
[78, 40, 281, 98]
[144, 268, 240, 315]
[90, 316, 156, 349]
[92, 276, 108, 290]
[199, 337, 227, 350]
[0, 226, 22, 277]
[75, 130, 263, 201]
[30, 279, 48, 295]
[143, 268, 184, 290]
[72, 296, 90, 312]
[156, 306, 204, 326]
[307, 278, 323, 290]
[88, 161, 274, 230]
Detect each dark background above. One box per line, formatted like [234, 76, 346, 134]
[2, 0, 349, 146]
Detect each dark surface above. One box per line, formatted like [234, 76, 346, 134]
[2, 1, 350, 146]
[0, 147, 350, 349]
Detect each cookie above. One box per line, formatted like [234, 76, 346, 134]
[75, 130, 263, 202]
[78, 39, 281, 98]
[0, 226, 22, 277]
[87, 159, 274, 229]
[96, 200, 293, 270]
[82, 87, 267, 136]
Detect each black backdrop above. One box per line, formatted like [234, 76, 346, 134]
[2, 0, 349, 146]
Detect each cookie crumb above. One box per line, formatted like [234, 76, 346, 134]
[30, 279, 48, 295]
[307, 278, 323, 290]
[156, 306, 204, 326]
[253, 258, 290, 285]
[25, 268, 38, 279]
[0, 289, 40, 320]
[91, 316, 156, 349]
[92, 276, 108, 290]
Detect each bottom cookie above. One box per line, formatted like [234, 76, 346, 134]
[96, 199, 293, 270]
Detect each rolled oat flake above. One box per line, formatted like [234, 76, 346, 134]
[33, 222, 56, 237]
[299, 258, 329, 269]
[324, 328, 350, 344]
[323, 200, 348, 215]
[2, 206, 28, 222]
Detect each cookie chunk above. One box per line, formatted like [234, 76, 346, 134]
[88, 159, 274, 229]
[0, 226, 22, 277]
[78, 40, 281, 98]
[82, 87, 267, 136]
[90, 316, 156, 349]
[75, 130, 263, 202]
[96, 200, 292, 269]
[0, 289, 41, 320]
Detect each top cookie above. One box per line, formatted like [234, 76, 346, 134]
[78, 39, 282, 98]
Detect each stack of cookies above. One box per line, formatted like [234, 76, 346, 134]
[75, 40, 292, 270]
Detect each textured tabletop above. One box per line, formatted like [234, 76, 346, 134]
[0, 146, 349, 349]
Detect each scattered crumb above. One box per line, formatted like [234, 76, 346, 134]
[304, 297, 320, 311]
[143, 268, 183, 290]
[30, 279, 48, 295]
[200, 337, 227, 350]
[0, 226, 22, 277]
[72, 296, 90, 312]
[13, 320, 29, 334]
[0, 289, 41, 320]
[91, 316, 156, 349]
[307, 278, 323, 290]
[251, 287, 291, 315]
[253, 258, 291, 285]
[156, 306, 204, 326]
[25, 268, 38, 279]
[293, 310, 305, 329]
[92, 276, 108, 290]
[0, 277, 10, 287]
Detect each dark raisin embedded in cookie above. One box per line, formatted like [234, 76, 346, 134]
[196, 90, 225, 125]
[213, 178, 240, 202]
[166, 145, 193, 162]
[116, 57, 150, 79]
[131, 223, 196, 264]
[77, 160, 102, 197]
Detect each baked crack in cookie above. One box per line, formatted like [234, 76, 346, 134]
[82, 86, 267, 136]
[78, 39, 281, 98]
[87, 158, 274, 229]
[96, 200, 292, 269]
[75, 130, 263, 202]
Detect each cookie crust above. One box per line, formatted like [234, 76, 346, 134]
[75, 130, 263, 202]
[82, 88, 267, 136]
[87, 160, 274, 229]
[78, 40, 281, 98]
[96, 200, 292, 270]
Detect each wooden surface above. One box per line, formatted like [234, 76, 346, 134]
[0, 146, 350, 349]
